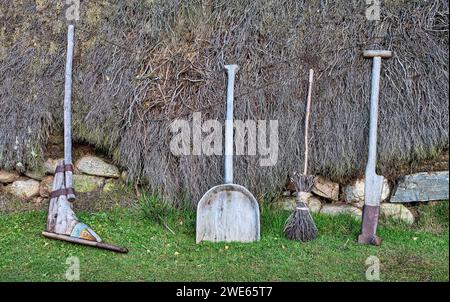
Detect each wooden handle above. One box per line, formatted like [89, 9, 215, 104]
[224, 64, 239, 184]
[363, 50, 393, 59]
[64, 25, 76, 201]
[42, 231, 128, 253]
[303, 69, 314, 175]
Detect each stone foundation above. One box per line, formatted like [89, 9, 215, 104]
[1, 139, 448, 225]
[0, 140, 125, 208]
[275, 168, 449, 225]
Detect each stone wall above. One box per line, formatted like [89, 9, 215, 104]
[274, 160, 449, 225]
[0, 141, 125, 210]
[1, 138, 448, 224]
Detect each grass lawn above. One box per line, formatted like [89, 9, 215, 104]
[0, 198, 448, 282]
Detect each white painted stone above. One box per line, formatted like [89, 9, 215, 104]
[312, 176, 339, 201]
[76, 156, 120, 178]
[380, 203, 414, 224]
[0, 171, 20, 183]
[320, 204, 362, 220]
[343, 177, 390, 206]
[7, 179, 40, 199]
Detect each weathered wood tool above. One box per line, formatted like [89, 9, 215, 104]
[196, 64, 260, 243]
[283, 69, 318, 242]
[42, 25, 128, 253]
[358, 50, 393, 246]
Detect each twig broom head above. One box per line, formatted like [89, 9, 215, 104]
[291, 173, 315, 193]
[283, 173, 318, 242]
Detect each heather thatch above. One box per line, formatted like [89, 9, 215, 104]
[1, 0, 448, 207]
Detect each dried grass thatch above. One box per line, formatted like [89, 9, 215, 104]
[1, 0, 448, 207]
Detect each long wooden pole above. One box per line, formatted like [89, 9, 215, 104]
[224, 65, 238, 184]
[42, 231, 128, 253]
[303, 69, 314, 175]
[64, 24, 76, 201]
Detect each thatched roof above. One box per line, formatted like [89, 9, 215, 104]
[1, 0, 448, 206]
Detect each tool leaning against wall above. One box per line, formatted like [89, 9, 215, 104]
[42, 24, 128, 253]
[358, 50, 393, 246]
[196, 64, 261, 244]
[283, 69, 319, 242]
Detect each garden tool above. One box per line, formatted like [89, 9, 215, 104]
[196, 64, 260, 243]
[358, 50, 392, 246]
[283, 69, 318, 242]
[42, 25, 128, 253]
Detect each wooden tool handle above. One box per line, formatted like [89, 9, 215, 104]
[64, 24, 76, 201]
[224, 64, 239, 184]
[43, 231, 128, 253]
[303, 69, 314, 175]
[363, 50, 393, 59]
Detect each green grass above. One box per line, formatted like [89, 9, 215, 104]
[0, 200, 448, 282]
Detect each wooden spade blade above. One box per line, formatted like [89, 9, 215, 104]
[196, 184, 260, 243]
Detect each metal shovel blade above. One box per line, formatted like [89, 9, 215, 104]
[196, 184, 260, 243]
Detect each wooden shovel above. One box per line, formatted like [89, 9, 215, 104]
[196, 65, 260, 243]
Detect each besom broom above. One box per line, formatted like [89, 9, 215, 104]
[283, 69, 318, 242]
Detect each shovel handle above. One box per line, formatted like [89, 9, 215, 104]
[363, 50, 392, 59]
[224, 65, 239, 184]
[364, 49, 392, 206]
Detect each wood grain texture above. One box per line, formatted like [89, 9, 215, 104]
[64, 25, 76, 202]
[196, 184, 260, 243]
[42, 232, 128, 253]
[46, 166, 65, 232]
[303, 69, 314, 175]
[64, 169, 76, 201]
[363, 50, 393, 59]
[46, 160, 79, 235]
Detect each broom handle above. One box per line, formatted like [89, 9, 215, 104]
[303, 69, 314, 175]
[64, 25, 75, 201]
[224, 64, 238, 184]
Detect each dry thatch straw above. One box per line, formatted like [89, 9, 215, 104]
[1, 0, 448, 207]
